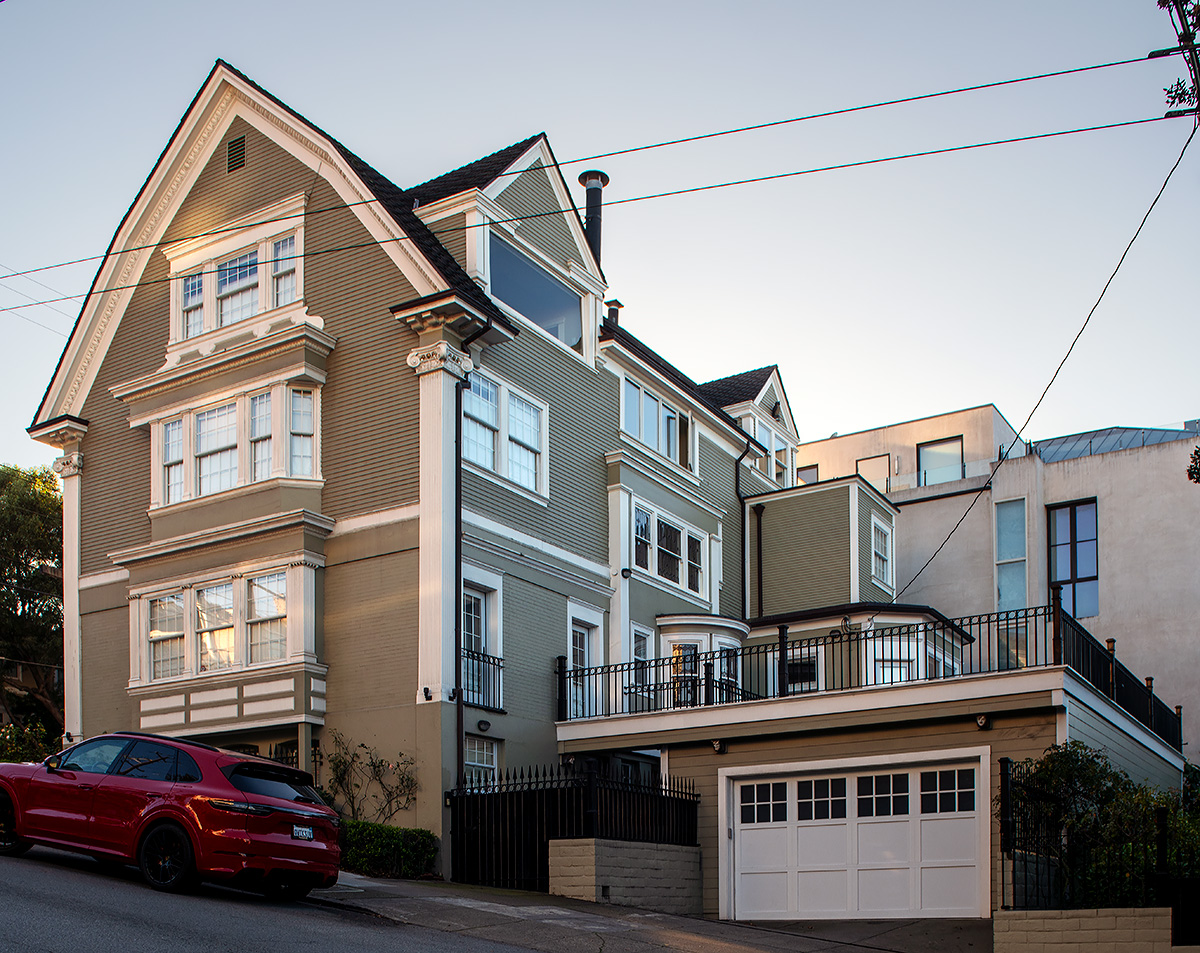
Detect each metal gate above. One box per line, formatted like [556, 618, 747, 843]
[448, 764, 698, 892]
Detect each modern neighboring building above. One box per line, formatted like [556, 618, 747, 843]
[28, 63, 1184, 920]
[794, 405, 1200, 743]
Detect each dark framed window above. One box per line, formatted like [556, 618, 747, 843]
[920, 768, 975, 814]
[916, 436, 964, 487]
[740, 781, 787, 824]
[795, 464, 819, 485]
[1048, 500, 1098, 618]
[857, 773, 909, 818]
[797, 777, 847, 820]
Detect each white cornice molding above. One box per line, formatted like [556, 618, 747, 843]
[110, 508, 334, 567]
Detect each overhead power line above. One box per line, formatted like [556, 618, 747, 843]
[0, 115, 1176, 318]
[0, 52, 1175, 288]
[892, 123, 1197, 604]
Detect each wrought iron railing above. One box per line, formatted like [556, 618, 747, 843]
[462, 649, 503, 711]
[556, 601, 1182, 751]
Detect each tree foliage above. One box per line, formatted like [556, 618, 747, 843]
[0, 466, 63, 732]
[1158, 1, 1199, 108]
[1188, 444, 1200, 484]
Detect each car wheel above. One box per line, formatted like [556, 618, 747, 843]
[0, 791, 31, 857]
[138, 823, 194, 892]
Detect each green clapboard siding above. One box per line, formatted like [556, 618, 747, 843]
[463, 331, 614, 565]
[429, 213, 468, 271]
[697, 435, 744, 619]
[858, 490, 895, 602]
[757, 382, 778, 413]
[751, 487, 851, 616]
[494, 162, 584, 270]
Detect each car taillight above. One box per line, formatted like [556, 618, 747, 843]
[207, 798, 274, 817]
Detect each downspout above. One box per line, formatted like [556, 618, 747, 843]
[734, 438, 751, 620]
[455, 318, 491, 786]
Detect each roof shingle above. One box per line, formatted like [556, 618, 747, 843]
[698, 366, 777, 408]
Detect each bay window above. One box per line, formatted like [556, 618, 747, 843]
[153, 383, 320, 508]
[197, 582, 235, 672]
[149, 595, 185, 680]
[248, 572, 287, 663]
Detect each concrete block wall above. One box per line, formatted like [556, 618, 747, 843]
[549, 838, 702, 916]
[994, 908, 1200, 953]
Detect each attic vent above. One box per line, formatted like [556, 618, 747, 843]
[227, 135, 246, 173]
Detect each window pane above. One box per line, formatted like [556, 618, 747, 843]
[489, 235, 582, 349]
[250, 618, 286, 663]
[657, 519, 681, 583]
[116, 741, 178, 782]
[197, 583, 234, 631]
[997, 562, 1026, 612]
[463, 591, 485, 653]
[508, 441, 537, 490]
[1074, 579, 1099, 618]
[150, 594, 184, 639]
[623, 379, 640, 437]
[1050, 507, 1071, 545]
[250, 393, 271, 439]
[217, 250, 259, 325]
[249, 572, 286, 619]
[642, 394, 659, 451]
[634, 508, 651, 569]
[1050, 542, 1071, 582]
[465, 375, 498, 427]
[1076, 540, 1097, 578]
[290, 390, 314, 435]
[995, 499, 1025, 561]
[198, 447, 238, 495]
[687, 535, 702, 593]
[290, 434, 314, 477]
[508, 395, 540, 450]
[196, 404, 237, 454]
[464, 417, 495, 470]
[272, 236, 296, 308]
[1076, 503, 1097, 541]
[661, 406, 677, 458]
[918, 438, 963, 486]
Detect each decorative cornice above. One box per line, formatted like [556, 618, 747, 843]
[406, 341, 472, 379]
[30, 415, 88, 450]
[53, 452, 84, 478]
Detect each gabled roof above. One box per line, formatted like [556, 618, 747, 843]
[215, 61, 513, 333]
[407, 133, 546, 206]
[599, 321, 762, 447]
[1034, 426, 1195, 463]
[698, 366, 777, 408]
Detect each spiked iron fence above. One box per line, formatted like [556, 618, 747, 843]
[448, 764, 699, 892]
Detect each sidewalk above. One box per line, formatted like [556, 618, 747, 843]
[311, 872, 993, 953]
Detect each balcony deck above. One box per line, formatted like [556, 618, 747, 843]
[555, 606, 1182, 752]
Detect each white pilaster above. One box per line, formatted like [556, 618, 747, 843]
[53, 451, 83, 744]
[607, 485, 630, 662]
[407, 341, 472, 704]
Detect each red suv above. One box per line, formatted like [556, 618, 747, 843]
[0, 731, 339, 898]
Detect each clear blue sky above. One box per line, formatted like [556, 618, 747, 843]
[1, 0, 1195, 470]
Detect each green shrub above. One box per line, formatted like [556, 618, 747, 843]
[341, 819, 438, 879]
[0, 722, 53, 763]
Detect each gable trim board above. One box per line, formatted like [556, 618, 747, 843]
[32, 62, 460, 434]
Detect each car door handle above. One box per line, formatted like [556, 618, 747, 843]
[75, 783, 95, 791]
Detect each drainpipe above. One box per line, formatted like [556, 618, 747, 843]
[734, 439, 751, 619]
[455, 319, 492, 787]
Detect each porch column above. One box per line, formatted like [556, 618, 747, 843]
[53, 450, 83, 745]
[407, 340, 472, 705]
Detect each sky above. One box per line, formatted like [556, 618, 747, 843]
[1, 1, 1196, 471]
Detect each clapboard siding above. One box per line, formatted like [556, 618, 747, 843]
[495, 162, 584, 270]
[858, 489, 895, 602]
[697, 435, 743, 619]
[750, 487, 851, 616]
[429, 213, 468, 272]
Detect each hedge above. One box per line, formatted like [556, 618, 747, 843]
[340, 820, 438, 878]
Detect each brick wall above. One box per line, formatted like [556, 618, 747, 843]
[994, 908, 1196, 953]
[549, 838, 701, 916]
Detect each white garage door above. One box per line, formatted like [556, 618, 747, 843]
[733, 763, 981, 919]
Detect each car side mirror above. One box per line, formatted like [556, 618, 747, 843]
[44, 755, 61, 773]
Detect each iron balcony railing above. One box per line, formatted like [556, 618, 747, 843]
[462, 649, 503, 711]
[555, 600, 1182, 751]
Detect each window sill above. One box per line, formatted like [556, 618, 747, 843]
[463, 460, 549, 506]
[149, 476, 324, 516]
[164, 301, 321, 368]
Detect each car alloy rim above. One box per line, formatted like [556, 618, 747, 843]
[145, 828, 185, 884]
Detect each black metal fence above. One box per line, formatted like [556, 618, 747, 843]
[448, 764, 698, 892]
[462, 649, 503, 711]
[999, 757, 1200, 943]
[556, 599, 1182, 751]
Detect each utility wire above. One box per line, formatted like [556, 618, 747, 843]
[0, 52, 1171, 287]
[0, 115, 1174, 317]
[0, 656, 63, 672]
[892, 123, 1197, 604]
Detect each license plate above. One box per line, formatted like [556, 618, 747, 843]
[292, 825, 313, 841]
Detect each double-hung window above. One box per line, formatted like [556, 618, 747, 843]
[631, 502, 706, 598]
[217, 251, 259, 327]
[464, 736, 498, 788]
[871, 516, 893, 589]
[154, 384, 320, 508]
[1049, 500, 1098, 618]
[462, 371, 547, 496]
[995, 499, 1027, 612]
[139, 569, 293, 682]
[182, 273, 205, 339]
[623, 377, 690, 469]
[272, 236, 297, 308]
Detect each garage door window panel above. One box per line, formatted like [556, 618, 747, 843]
[798, 777, 847, 821]
[740, 782, 787, 824]
[857, 773, 909, 818]
[920, 769, 975, 814]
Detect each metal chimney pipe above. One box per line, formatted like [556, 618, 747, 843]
[604, 299, 623, 327]
[578, 170, 609, 265]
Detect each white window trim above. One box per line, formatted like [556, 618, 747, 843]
[483, 222, 599, 367]
[462, 563, 503, 659]
[163, 193, 308, 352]
[145, 381, 322, 510]
[994, 497, 1028, 613]
[463, 367, 550, 500]
[631, 497, 710, 603]
[870, 514, 894, 591]
[567, 599, 605, 668]
[464, 735, 499, 786]
[630, 621, 655, 667]
[128, 559, 318, 687]
[620, 374, 695, 474]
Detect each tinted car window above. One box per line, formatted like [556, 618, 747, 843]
[60, 739, 129, 775]
[174, 751, 202, 783]
[114, 740, 178, 782]
[229, 766, 322, 804]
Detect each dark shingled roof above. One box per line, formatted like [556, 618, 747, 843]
[599, 322, 761, 445]
[1034, 426, 1195, 463]
[407, 134, 546, 206]
[698, 366, 777, 408]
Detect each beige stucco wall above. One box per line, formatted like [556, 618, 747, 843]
[549, 838, 702, 915]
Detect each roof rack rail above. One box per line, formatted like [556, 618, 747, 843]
[110, 729, 220, 752]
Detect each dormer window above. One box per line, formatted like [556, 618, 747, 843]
[164, 193, 306, 346]
[488, 233, 582, 351]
